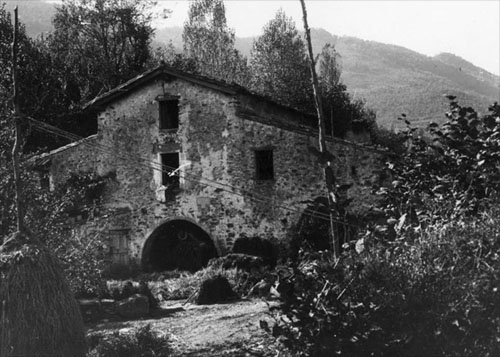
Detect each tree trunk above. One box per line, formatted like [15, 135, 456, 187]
[299, 0, 340, 258]
[11, 6, 25, 234]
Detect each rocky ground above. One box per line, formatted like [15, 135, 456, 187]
[87, 298, 286, 356]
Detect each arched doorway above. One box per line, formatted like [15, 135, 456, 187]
[142, 219, 218, 272]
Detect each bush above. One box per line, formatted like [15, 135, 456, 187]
[209, 253, 268, 271]
[379, 100, 500, 226]
[87, 324, 171, 357]
[271, 209, 500, 356]
[232, 236, 277, 267]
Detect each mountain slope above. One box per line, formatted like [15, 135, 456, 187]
[156, 27, 499, 129]
[434, 52, 500, 87]
[5, 5, 499, 130]
[305, 28, 499, 129]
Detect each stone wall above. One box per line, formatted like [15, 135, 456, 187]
[43, 75, 389, 266]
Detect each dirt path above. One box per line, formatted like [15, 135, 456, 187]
[87, 298, 285, 356]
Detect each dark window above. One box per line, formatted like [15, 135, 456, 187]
[351, 166, 358, 177]
[161, 153, 180, 188]
[159, 99, 179, 130]
[255, 150, 274, 180]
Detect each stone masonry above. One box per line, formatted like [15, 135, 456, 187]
[35, 65, 389, 269]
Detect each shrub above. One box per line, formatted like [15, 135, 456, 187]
[232, 236, 277, 267]
[270, 209, 500, 356]
[87, 324, 171, 357]
[379, 100, 500, 226]
[209, 253, 268, 271]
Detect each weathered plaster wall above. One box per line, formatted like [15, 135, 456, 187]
[44, 76, 388, 265]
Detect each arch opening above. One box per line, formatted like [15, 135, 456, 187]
[142, 219, 218, 272]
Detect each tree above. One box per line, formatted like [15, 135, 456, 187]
[318, 43, 348, 136]
[183, 0, 248, 84]
[1, 5, 93, 151]
[318, 43, 376, 137]
[50, 0, 155, 102]
[381, 98, 500, 223]
[249, 9, 313, 113]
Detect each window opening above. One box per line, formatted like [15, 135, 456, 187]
[161, 153, 180, 188]
[38, 172, 50, 191]
[159, 99, 179, 130]
[255, 150, 274, 180]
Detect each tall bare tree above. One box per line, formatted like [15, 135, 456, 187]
[299, 0, 340, 257]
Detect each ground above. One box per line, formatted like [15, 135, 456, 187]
[87, 298, 286, 356]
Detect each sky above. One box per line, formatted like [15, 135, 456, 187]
[154, 0, 500, 76]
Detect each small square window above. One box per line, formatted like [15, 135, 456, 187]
[159, 99, 179, 130]
[38, 172, 50, 191]
[255, 150, 274, 180]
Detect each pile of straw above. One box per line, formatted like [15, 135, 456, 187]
[0, 232, 86, 357]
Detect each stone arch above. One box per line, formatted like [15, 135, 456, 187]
[142, 218, 218, 272]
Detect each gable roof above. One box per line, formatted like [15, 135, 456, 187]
[28, 134, 98, 169]
[83, 64, 392, 155]
[84, 64, 281, 111]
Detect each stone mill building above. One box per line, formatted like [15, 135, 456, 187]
[33, 65, 387, 272]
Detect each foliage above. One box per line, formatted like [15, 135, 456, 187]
[271, 209, 500, 356]
[148, 42, 198, 73]
[369, 124, 406, 154]
[1, 4, 97, 150]
[249, 9, 313, 113]
[269, 101, 500, 355]
[87, 324, 171, 357]
[183, 0, 249, 84]
[232, 236, 277, 267]
[0, 158, 109, 296]
[379, 99, 500, 224]
[249, 11, 376, 136]
[318, 44, 377, 137]
[1, 0, 157, 151]
[51, 0, 154, 101]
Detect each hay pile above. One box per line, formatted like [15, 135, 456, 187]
[194, 275, 237, 305]
[0, 231, 86, 357]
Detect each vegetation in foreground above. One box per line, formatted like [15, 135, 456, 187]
[269, 100, 500, 356]
[272, 212, 500, 356]
[87, 324, 171, 357]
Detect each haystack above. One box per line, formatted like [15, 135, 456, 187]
[195, 275, 237, 305]
[0, 231, 86, 357]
